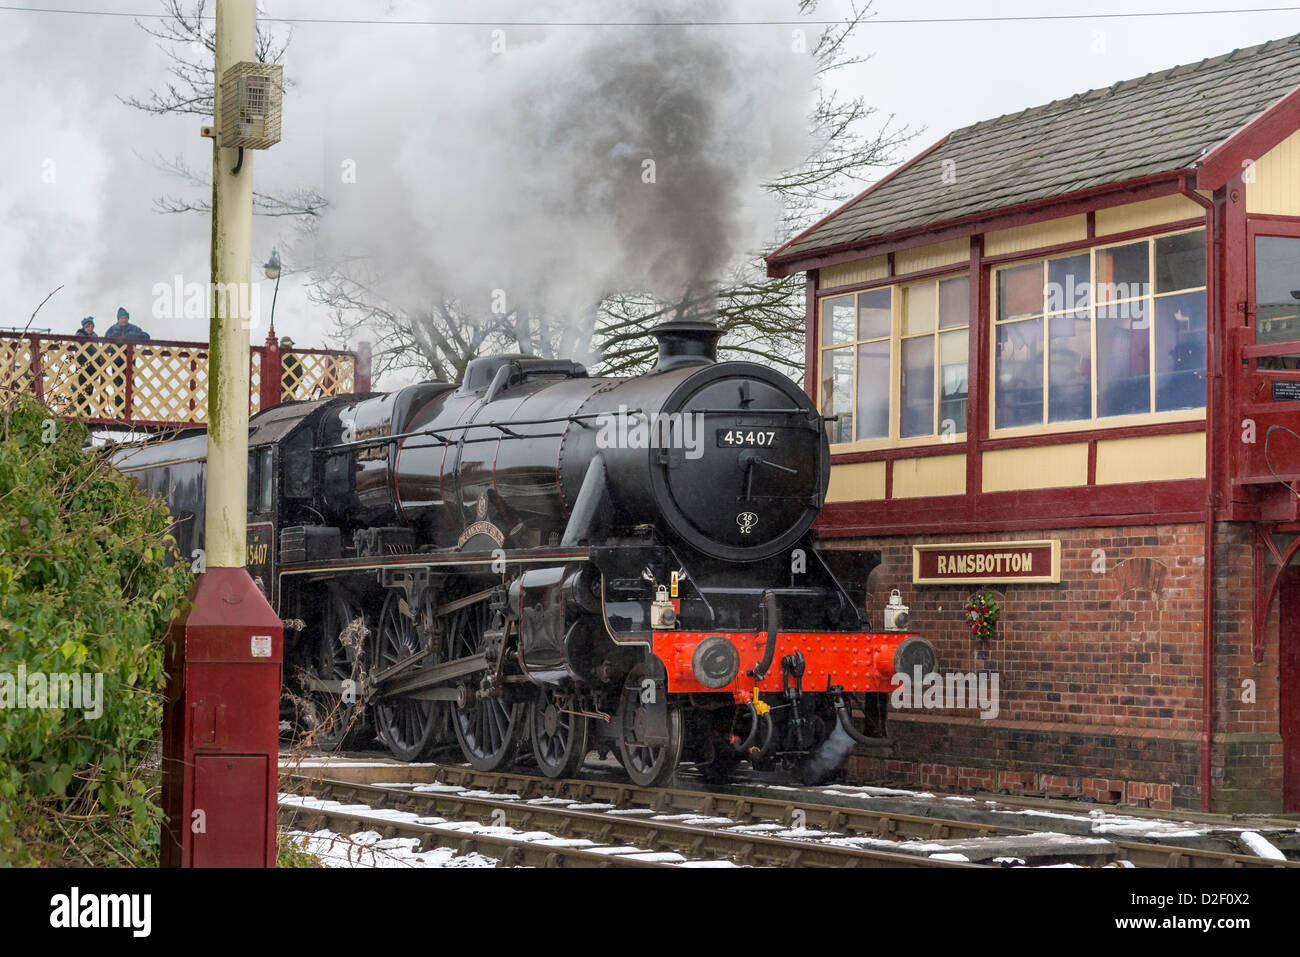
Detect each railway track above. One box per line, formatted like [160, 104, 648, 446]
[281, 775, 987, 868]
[282, 758, 1300, 868]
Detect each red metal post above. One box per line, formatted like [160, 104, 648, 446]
[124, 343, 135, 424]
[355, 341, 372, 394]
[28, 334, 43, 403]
[260, 330, 281, 411]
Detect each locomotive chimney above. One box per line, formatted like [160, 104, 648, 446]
[652, 282, 723, 371]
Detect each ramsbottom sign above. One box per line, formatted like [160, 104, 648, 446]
[912, 540, 1060, 584]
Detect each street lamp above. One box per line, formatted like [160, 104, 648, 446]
[263, 247, 282, 337]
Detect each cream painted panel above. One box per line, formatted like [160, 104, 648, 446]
[1246, 129, 1300, 216]
[825, 461, 887, 503]
[982, 443, 1089, 492]
[984, 215, 1088, 257]
[820, 255, 889, 289]
[894, 238, 970, 275]
[1094, 195, 1206, 235]
[1095, 432, 1206, 485]
[893, 454, 966, 498]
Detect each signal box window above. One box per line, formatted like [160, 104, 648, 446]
[818, 275, 969, 447]
[992, 228, 1206, 432]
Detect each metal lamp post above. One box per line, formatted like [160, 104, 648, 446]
[264, 248, 282, 338]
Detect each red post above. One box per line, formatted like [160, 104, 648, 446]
[28, 334, 43, 404]
[259, 330, 281, 411]
[160, 568, 283, 867]
[124, 343, 135, 424]
[355, 341, 372, 394]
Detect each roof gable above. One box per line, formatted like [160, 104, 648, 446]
[770, 33, 1300, 267]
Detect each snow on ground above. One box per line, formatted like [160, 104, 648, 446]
[285, 759, 438, 768]
[286, 829, 499, 868]
[280, 792, 688, 867]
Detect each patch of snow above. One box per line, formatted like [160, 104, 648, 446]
[285, 828, 498, 868]
[929, 852, 971, 862]
[283, 760, 437, 768]
[650, 814, 737, 826]
[1239, 831, 1287, 860]
[679, 859, 743, 868]
[624, 851, 688, 863]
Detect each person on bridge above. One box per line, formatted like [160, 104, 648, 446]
[74, 317, 98, 411]
[104, 308, 147, 418]
[104, 307, 150, 341]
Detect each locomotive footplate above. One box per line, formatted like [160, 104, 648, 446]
[653, 630, 926, 696]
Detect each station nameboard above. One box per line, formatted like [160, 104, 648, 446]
[912, 540, 1060, 585]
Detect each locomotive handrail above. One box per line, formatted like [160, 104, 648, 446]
[685, 407, 816, 415]
[315, 408, 647, 452]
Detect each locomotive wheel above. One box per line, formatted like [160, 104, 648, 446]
[373, 591, 442, 762]
[616, 666, 684, 788]
[301, 590, 368, 751]
[448, 600, 525, 771]
[530, 687, 589, 779]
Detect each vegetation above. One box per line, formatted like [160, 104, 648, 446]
[0, 396, 192, 866]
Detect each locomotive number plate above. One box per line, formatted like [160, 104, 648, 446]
[717, 429, 779, 448]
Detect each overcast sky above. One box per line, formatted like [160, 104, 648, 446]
[2, 0, 1299, 366]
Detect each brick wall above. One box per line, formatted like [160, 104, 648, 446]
[826, 521, 1282, 811]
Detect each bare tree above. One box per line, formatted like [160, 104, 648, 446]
[123, 0, 326, 223]
[312, 263, 600, 384]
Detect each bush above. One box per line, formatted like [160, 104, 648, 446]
[0, 396, 192, 865]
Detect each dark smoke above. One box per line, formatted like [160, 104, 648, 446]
[299, 0, 815, 355]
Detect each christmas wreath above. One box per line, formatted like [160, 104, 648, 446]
[966, 591, 1001, 640]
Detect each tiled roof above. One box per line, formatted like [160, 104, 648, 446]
[772, 33, 1300, 263]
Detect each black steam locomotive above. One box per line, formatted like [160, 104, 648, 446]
[115, 321, 933, 785]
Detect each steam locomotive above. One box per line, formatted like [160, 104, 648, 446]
[115, 321, 934, 786]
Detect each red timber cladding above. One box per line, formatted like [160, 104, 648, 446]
[829, 521, 1282, 811]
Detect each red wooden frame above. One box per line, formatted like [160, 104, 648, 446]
[1225, 217, 1300, 521]
[1254, 527, 1300, 664]
[1197, 86, 1300, 191]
